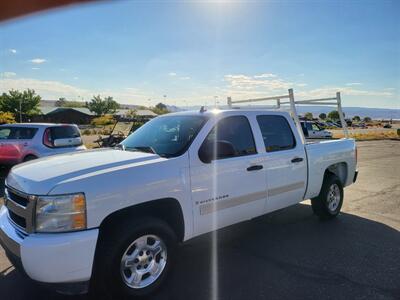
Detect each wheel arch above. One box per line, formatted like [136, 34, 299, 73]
[98, 197, 185, 243]
[324, 162, 348, 186]
[22, 153, 38, 161]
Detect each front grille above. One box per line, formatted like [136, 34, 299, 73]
[7, 190, 29, 207]
[8, 210, 26, 228]
[5, 186, 35, 234]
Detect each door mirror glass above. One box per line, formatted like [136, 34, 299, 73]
[199, 140, 236, 163]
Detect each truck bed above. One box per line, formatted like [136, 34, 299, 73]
[303, 138, 357, 200]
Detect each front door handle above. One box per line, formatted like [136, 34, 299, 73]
[247, 165, 263, 171]
[291, 157, 304, 163]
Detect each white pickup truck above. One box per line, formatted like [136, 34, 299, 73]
[0, 91, 358, 298]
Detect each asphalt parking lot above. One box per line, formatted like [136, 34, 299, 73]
[0, 140, 399, 299]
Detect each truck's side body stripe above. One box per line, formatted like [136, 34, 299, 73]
[199, 181, 305, 215]
[267, 181, 305, 197]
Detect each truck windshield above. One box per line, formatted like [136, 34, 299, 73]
[121, 115, 208, 158]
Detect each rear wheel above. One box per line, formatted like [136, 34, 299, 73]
[92, 217, 177, 298]
[311, 174, 343, 219]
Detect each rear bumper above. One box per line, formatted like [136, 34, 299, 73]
[353, 170, 358, 183]
[0, 206, 98, 294]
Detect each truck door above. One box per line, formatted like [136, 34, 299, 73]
[189, 115, 267, 236]
[255, 115, 307, 212]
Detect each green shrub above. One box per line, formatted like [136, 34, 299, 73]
[0, 111, 16, 124]
[91, 115, 115, 126]
[82, 129, 92, 135]
[397, 128, 400, 136]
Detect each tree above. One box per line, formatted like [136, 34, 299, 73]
[328, 110, 340, 121]
[55, 97, 67, 107]
[319, 113, 327, 120]
[55, 98, 85, 108]
[363, 116, 372, 123]
[104, 96, 119, 114]
[126, 109, 137, 119]
[86, 95, 120, 116]
[152, 102, 169, 115]
[352, 115, 361, 122]
[0, 89, 41, 121]
[304, 112, 313, 120]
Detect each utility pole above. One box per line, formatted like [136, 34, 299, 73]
[19, 98, 22, 123]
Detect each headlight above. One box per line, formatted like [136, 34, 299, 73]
[35, 193, 86, 232]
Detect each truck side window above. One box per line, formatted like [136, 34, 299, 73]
[201, 116, 257, 160]
[256, 115, 296, 152]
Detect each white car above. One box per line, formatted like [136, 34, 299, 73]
[0, 123, 86, 165]
[0, 109, 357, 297]
[301, 121, 333, 139]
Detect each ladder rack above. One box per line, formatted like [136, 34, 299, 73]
[227, 88, 349, 143]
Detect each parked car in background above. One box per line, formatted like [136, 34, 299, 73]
[301, 121, 333, 139]
[0, 123, 86, 165]
[383, 123, 392, 128]
[324, 121, 340, 128]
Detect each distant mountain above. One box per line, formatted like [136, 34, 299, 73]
[295, 106, 400, 120]
[41, 100, 142, 110]
[180, 105, 400, 120]
[41, 100, 399, 120]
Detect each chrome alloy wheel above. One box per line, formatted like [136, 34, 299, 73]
[327, 183, 341, 212]
[120, 234, 167, 289]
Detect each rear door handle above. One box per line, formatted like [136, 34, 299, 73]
[247, 165, 263, 171]
[291, 157, 304, 163]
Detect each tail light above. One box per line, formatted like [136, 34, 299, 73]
[43, 128, 54, 148]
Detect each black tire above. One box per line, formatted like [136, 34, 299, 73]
[91, 217, 177, 299]
[23, 155, 37, 162]
[311, 174, 344, 220]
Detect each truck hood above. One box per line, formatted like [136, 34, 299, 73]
[6, 149, 164, 195]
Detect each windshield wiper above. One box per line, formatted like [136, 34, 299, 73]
[125, 146, 156, 154]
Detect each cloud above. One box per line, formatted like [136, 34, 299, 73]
[32, 67, 40, 70]
[254, 73, 277, 78]
[222, 73, 394, 103]
[0, 77, 150, 103]
[29, 58, 46, 64]
[73, 76, 79, 80]
[0, 78, 90, 99]
[346, 82, 362, 86]
[180, 76, 191, 80]
[224, 74, 292, 91]
[9, 49, 17, 54]
[0, 72, 16, 78]
[168, 72, 177, 76]
[296, 86, 393, 99]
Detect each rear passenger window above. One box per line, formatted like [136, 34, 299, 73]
[0, 127, 38, 139]
[256, 115, 296, 152]
[203, 116, 257, 158]
[50, 126, 81, 139]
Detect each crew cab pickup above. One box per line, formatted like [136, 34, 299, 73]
[0, 106, 357, 297]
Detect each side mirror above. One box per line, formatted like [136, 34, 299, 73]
[199, 140, 236, 163]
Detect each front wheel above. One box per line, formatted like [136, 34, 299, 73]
[311, 174, 343, 219]
[92, 217, 177, 298]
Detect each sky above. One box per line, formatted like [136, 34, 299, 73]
[0, 0, 399, 109]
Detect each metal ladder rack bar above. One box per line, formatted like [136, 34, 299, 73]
[227, 88, 349, 140]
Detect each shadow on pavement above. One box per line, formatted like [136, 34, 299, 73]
[0, 203, 399, 300]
